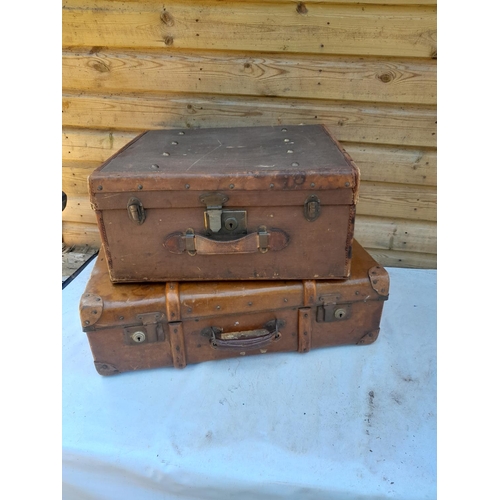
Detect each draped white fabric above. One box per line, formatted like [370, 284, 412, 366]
[62, 265, 436, 500]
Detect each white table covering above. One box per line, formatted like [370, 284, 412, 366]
[62, 263, 436, 500]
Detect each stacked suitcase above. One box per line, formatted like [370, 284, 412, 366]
[79, 125, 389, 375]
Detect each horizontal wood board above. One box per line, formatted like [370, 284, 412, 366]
[63, 1, 437, 58]
[63, 50, 436, 105]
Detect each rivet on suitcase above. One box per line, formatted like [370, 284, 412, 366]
[88, 125, 360, 282]
[79, 240, 389, 375]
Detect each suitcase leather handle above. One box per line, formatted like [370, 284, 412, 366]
[202, 320, 283, 351]
[164, 226, 289, 256]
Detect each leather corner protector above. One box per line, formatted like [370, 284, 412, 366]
[94, 361, 120, 376]
[356, 329, 380, 345]
[80, 293, 104, 328]
[368, 266, 390, 297]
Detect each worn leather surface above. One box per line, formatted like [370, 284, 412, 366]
[88, 125, 358, 282]
[80, 240, 389, 374]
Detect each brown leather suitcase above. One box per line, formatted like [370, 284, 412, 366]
[88, 125, 359, 282]
[79, 240, 389, 375]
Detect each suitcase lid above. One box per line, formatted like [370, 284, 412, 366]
[80, 241, 388, 332]
[88, 125, 359, 196]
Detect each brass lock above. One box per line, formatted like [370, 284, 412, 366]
[316, 304, 350, 322]
[200, 192, 247, 236]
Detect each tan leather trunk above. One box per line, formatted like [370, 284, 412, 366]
[79, 240, 388, 375]
[88, 125, 359, 282]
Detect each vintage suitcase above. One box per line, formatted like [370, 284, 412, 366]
[88, 125, 360, 282]
[79, 240, 389, 375]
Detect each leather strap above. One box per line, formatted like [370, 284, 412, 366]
[207, 320, 282, 351]
[164, 228, 289, 255]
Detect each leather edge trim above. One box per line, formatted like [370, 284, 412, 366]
[298, 308, 312, 353]
[166, 283, 181, 322]
[80, 293, 104, 328]
[168, 322, 187, 369]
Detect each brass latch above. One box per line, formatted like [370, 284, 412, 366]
[304, 195, 321, 222]
[316, 304, 350, 322]
[200, 192, 247, 236]
[258, 226, 269, 253]
[127, 197, 146, 225]
[123, 312, 165, 345]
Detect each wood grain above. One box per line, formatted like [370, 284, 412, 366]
[357, 182, 436, 221]
[345, 143, 436, 186]
[62, 221, 101, 247]
[62, 1, 437, 58]
[62, 129, 137, 162]
[365, 248, 436, 269]
[218, 0, 437, 4]
[62, 161, 102, 195]
[354, 215, 436, 255]
[62, 50, 436, 105]
[62, 95, 437, 148]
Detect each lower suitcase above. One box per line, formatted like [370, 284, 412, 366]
[79, 240, 389, 375]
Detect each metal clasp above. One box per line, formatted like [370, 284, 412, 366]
[127, 197, 146, 224]
[304, 195, 321, 222]
[200, 192, 247, 236]
[258, 226, 269, 253]
[199, 193, 228, 233]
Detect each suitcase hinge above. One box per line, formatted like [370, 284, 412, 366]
[123, 312, 165, 345]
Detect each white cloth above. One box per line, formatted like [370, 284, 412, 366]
[62, 263, 436, 500]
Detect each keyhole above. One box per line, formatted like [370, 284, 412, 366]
[132, 331, 146, 343]
[224, 217, 238, 231]
[334, 308, 346, 320]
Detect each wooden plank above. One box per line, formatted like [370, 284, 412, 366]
[357, 181, 436, 222]
[62, 129, 138, 162]
[62, 1, 437, 58]
[62, 221, 101, 248]
[62, 50, 436, 105]
[62, 161, 101, 196]
[221, 1, 437, 4]
[354, 215, 436, 255]
[62, 95, 437, 148]
[344, 143, 436, 186]
[365, 248, 436, 269]
[63, 195, 96, 224]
